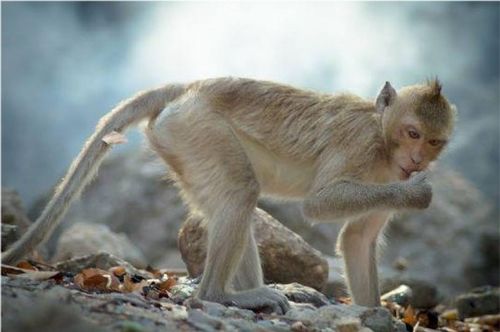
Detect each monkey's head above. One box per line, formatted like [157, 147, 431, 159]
[376, 79, 456, 180]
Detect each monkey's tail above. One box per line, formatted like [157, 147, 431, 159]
[2, 84, 186, 265]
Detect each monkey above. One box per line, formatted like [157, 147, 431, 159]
[2, 77, 456, 313]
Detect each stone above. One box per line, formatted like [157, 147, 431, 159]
[271, 282, 330, 307]
[311, 305, 398, 332]
[54, 222, 146, 267]
[1, 188, 31, 231]
[381, 285, 413, 307]
[178, 208, 329, 291]
[2, 224, 19, 251]
[381, 278, 439, 309]
[30, 151, 188, 268]
[2, 279, 107, 332]
[455, 286, 500, 319]
[1, 188, 31, 251]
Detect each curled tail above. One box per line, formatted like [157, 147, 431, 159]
[2, 84, 185, 264]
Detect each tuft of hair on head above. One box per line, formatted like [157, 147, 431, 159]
[426, 77, 442, 98]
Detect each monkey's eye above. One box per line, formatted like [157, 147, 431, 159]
[408, 129, 420, 139]
[429, 139, 441, 147]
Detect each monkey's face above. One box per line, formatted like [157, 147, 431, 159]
[390, 114, 448, 180]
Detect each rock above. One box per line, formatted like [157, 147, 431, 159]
[2, 188, 31, 231]
[1, 188, 31, 251]
[271, 282, 330, 307]
[54, 222, 146, 267]
[381, 278, 439, 309]
[381, 285, 413, 307]
[2, 224, 19, 251]
[55, 252, 149, 278]
[455, 286, 500, 319]
[310, 305, 401, 332]
[1, 279, 106, 332]
[30, 151, 188, 267]
[3, 273, 413, 332]
[178, 208, 329, 291]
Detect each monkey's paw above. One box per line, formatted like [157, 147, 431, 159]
[224, 286, 291, 314]
[405, 172, 432, 209]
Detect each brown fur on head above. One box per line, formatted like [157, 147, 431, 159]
[376, 79, 457, 180]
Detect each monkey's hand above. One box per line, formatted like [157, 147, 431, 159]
[402, 172, 432, 209]
[223, 286, 290, 314]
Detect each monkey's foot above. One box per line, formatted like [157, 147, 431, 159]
[223, 286, 290, 314]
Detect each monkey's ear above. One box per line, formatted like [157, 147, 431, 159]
[375, 81, 397, 114]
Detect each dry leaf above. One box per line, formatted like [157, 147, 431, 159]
[74, 268, 120, 292]
[16, 261, 37, 271]
[122, 275, 148, 293]
[14, 271, 62, 281]
[109, 266, 126, 278]
[1, 264, 31, 276]
[158, 276, 176, 292]
[403, 305, 417, 326]
[102, 131, 127, 145]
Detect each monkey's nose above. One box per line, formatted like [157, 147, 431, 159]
[411, 155, 422, 165]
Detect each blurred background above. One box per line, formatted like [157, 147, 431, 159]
[2, 2, 499, 299]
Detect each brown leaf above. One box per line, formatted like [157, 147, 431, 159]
[74, 268, 120, 292]
[109, 266, 126, 278]
[403, 305, 417, 326]
[1, 264, 30, 276]
[122, 275, 148, 293]
[16, 261, 37, 271]
[14, 271, 62, 281]
[158, 276, 176, 292]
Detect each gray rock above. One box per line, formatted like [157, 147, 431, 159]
[54, 222, 146, 267]
[381, 285, 413, 307]
[271, 282, 330, 307]
[381, 278, 438, 309]
[311, 305, 397, 332]
[30, 151, 188, 268]
[178, 208, 329, 291]
[187, 309, 228, 331]
[2, 188, 32, 251]
[2, 188, 31, 231]
[2, 279, 107, 332]
[2, 224, 19, 251]
[455, 286, 500, 319]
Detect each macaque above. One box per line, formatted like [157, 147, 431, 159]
[2, 77, 455, 313]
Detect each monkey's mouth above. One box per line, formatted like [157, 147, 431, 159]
[399, 166, 412, 179]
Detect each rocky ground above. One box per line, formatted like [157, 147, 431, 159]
[2, 252, 499, 332]
[2, 149, 499, 331]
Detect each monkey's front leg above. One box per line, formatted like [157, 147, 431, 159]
[337, 212, 389, 307]
[303, 172, 432, 222]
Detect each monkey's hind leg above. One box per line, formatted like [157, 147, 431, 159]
[150, 111, 289, 313]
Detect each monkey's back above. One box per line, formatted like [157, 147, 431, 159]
[193, 77, 380, 163]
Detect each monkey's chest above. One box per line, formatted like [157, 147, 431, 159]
[238, 135, 316, 199]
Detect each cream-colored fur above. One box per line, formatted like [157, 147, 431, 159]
[2, 77, 455, 312]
